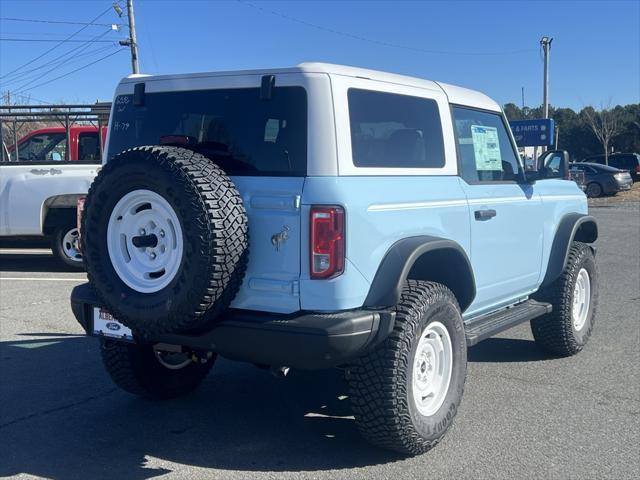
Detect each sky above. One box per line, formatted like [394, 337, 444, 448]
[0, 0, 638, 109]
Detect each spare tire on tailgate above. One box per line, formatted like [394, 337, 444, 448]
[82, 146, 248, 337]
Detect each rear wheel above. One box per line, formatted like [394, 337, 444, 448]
[51, 223, 84, 270]
[100, 340, 215, 399]
[586, 182, 602, 198]
[347, 281, 466, 455]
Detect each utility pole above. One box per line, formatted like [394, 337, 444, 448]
[126, 0, 140, 74]
[540, 36, 553, 119]
[540, 36, 552, 154]
[117, 0, 140, 74]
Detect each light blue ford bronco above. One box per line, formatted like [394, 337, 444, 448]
[71, 63, 598, 455]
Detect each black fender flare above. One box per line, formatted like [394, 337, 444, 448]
[540, 213, 598, 287]
[363, 235, 476, 312]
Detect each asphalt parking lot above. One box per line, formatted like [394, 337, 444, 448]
[1, 203, 638, 480]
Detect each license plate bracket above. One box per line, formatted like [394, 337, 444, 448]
[92, 307, 134, 342]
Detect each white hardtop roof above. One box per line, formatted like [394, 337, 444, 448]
[122, 62, 501, 112]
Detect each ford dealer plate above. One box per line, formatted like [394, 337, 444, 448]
[93, 307, 134, 341]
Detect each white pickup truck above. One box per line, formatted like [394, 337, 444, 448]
[0, 161, 99, 268]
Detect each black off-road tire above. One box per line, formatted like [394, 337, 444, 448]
[82, 146, 248, 337]
[347, 280, 467, 455]
[51, 222, 84, 270]
[101, 340, 215, 400]
[531, 242, 598, 356]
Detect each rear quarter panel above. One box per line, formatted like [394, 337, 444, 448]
[300, 176, 470, 311]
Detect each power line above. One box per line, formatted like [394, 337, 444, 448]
[11, 29, 116, 91]
[0, 31, 120, 38]
[0, 16, 123, 27]
[1, 44, 115, 86]
[12, 48, 126, 95]
[2, 27, 117, 87]
[0, 5, 115, 80]
[236, 0, 537, 57]
[1, 28, 116, 84]
[0, 38, 116, 43]
[2, 92, 52, 105]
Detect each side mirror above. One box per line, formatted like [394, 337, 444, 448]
[524, 170, 538, 184]
[538, 150, 570, 180]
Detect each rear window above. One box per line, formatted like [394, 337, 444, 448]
[108, 87, 307, 176]
[611, 154, 639, 169]
[347, 89, 445, 168]
[78, 132, 101, 162]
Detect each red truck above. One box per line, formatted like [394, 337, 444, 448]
[6, 125, 107, 163]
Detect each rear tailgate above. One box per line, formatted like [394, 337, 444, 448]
[228, 177, 303, 313]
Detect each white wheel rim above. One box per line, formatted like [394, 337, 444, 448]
[572, 268, 591, 331]
[412, 321, 453, 417]
[154, 349, 193, 370]
[107, 189, 184, 293]
[61, 227, 82, 262]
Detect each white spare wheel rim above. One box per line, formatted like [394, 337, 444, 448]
[107, 189, 184, 293]
[572, 267, 591, 331]
[412, 321, 453, 417]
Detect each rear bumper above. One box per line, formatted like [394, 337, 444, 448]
[70, 283, 395, 370]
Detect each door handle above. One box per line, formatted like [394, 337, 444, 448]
[474, 209, 497, 221]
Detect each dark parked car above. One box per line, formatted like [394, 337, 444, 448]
[570, 162, 633, 197]
[580, 153, 640, 180]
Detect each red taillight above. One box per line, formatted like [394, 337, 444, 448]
[310, 206, 345, 279]
[635, 165, 640, 173]
[76, 196, 86, 250]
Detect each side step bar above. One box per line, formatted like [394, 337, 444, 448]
[465, 300, 552, 346]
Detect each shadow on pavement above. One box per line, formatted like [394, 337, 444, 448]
[0, 252, 82, 273]
[468, 337, 550, 363]
[0, 335, 401, 480]
[0, 238, 50, 249]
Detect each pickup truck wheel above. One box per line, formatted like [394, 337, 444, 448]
[82, 146, 248, 337]
[347, 280, 466, 455]
[531, 242, 598, 356]
[100, 340, 215, 399]
[51, 223, 84, 270]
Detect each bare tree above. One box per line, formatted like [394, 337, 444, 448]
[583, 101, 622, 165]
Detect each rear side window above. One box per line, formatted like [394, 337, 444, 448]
[611, 155, 637, 169]
[452, 106, 522, 183]
[347, 89, 445, 168]
[109, 87, 307, 176]
[78, 132, 101, 162]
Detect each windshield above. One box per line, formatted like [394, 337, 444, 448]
[108, 87, 307, 176]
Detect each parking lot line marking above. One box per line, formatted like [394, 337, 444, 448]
[304, 412, 355, 420]
[9, 340, 63, 349]
[0, 277, 86, 282]
[0, 249, 53, 255]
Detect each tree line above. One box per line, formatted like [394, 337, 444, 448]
[504, 102, 640, 162]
